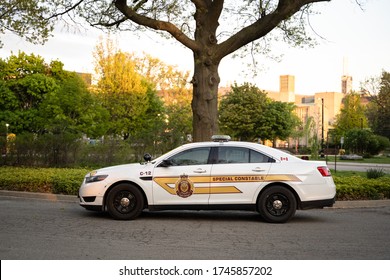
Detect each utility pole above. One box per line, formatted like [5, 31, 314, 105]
[321, 98, 324, 158]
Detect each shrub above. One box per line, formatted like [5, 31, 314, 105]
[366, 168, 386, 179]
[344, 129, 390, 156]
[0, 167, 89, 195]
[334, 175, 390, 200]
[1, 133, 139, 168]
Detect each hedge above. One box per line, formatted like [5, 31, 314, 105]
[0, 167, 89, 195]
[334, 176, 390, 200]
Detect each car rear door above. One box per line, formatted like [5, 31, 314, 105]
[208, 146, 272, 205]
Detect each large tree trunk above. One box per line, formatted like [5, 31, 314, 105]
[191, 55, 220, 142]
[190, 1, 222, 142]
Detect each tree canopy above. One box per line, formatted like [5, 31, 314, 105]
[0, 1, 53, 47]
[365, 71, 390, 139]
[219, 83, 300, 144]
[344, 128, 390, 156]
[219, 83, 269, 141]
[333, 91, 368, 137]
[17, 0, 330, 141]
[0, 49, 196, 165]
[0, 51, 107, 137]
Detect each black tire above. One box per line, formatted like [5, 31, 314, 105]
[106, 184, 144, 220]
[257, 186, 297, 223]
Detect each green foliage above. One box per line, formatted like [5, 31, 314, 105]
[77, 139, 137, 168]
[334, 175, 390, 200]
[0, 167, 89, 195]
[0, 49, 195, 167]
[366, 168, 386, 179]
[366, 71, 390, 139]
[92, 39, 193, 155]
[334, 92, 368, 134]
[2, 51, 48, 78]
[1, 132, 142, 168]
[0, 1, 54, 46]
[0, 52, 109, 137]
[38, 73, 109, 137]
[160, 101, 193, 151]
[261, 101, 301, 143]
[219, 83, 301, 143]
[94, 46, 164, 140]
[219, 83, 269, 141]
[344, 128, 390, 156]
[332, 84, 390, 157]
[2, 132, 80, 167]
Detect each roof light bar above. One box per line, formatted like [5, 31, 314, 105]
[211, 135, 231, 142]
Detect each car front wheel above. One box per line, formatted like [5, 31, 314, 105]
[106, 184, 144, 220]
[258, 186, 297, 223]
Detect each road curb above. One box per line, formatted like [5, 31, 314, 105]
[333, 200, 390, 209]
[0, 190, 78, 202]
[1, 190, 390, 208]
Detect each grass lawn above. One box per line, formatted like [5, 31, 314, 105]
[316, 155, 390, 164]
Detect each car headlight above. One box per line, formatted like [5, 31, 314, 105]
[85, 174, 108, 184]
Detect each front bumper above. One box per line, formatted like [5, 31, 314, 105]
[78, 180, 106, 210]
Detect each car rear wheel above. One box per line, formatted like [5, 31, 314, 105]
[106, 184, 144, 220]
[258, 186, 297, 223]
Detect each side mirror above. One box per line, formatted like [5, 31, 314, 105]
[143, 153, 152, 162]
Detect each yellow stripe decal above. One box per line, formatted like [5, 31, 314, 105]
[153, 174, 300, 195]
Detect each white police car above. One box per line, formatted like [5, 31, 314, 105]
[78, 136, 336, 223]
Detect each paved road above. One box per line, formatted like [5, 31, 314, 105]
[326, 161, 390, 172]
[0, 191, 390, 260]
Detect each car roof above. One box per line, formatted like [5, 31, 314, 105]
[154, 141, 300, 162]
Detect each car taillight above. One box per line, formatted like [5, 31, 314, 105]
[317, 166, 331, 177]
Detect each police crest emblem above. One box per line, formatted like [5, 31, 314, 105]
[175, 174, 194, 198]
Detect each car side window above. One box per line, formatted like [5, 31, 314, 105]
[217, 147, 249, 163]
[216, 147, 273, 164]
[250, 149, 274, 163]
[168, 147, 211, 166]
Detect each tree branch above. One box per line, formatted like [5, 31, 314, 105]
[191, 0, 208, 9]
[45, 0, 85, 20]
[114, 0, 199, 51]
[92, 16, 127, 28]
[216, 0, 330, 60]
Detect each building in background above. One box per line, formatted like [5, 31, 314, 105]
[341, 75, 353, 94]
[264, 75, 345, 150]
[266, 75, 295, 103]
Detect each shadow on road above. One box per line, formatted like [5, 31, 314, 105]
[79, 208, 328, 224]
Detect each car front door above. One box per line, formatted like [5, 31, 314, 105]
[152, 147, 212, 205]
[209, 146, 272, 205]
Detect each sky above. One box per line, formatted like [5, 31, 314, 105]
[0, 0, 389, 95]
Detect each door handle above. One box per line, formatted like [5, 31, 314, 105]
[193, 168, 207, 173]
[252, 167, 266, 172]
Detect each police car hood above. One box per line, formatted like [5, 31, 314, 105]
[92, 162, 145, 176]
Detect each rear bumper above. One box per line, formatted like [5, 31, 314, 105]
[299, 196, 335, 210]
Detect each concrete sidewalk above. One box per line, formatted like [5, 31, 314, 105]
[1, 190, 390, 209]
